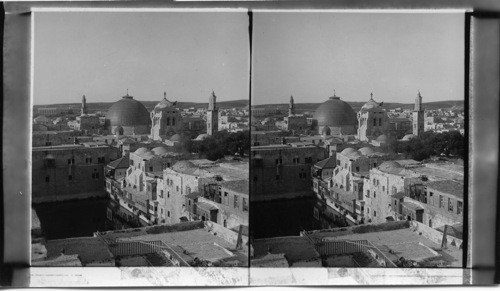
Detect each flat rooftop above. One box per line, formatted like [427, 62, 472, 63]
[307, 222, 462, 267]
[99, 221, 248, 266]
[201, 165, 248, 181]
[412, 163, 464, 181]
[32, 144, 111, 151]
[252, 236, 320, 266]
[44, 237, 114, 266]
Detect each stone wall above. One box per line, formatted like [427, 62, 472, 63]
[205, 220, 248, 247]
[409, 221, 462, 250]
[32, 145, 120, 203]
[251, 146, 326, 200]
[32, 131, 82, 147]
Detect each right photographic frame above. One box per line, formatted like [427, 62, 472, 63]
[249, 10, 470, 285]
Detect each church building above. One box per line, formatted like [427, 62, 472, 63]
[74, 95, 101, 135]
[150, 92, 182, 141]
[357, 93, 388, 142]
[282, 96, 308, 133]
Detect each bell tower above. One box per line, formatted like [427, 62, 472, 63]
[412, 91, 425, 136]
[289, 96, 295, 116]
[81, 95, 88, 115]
[207, 90, 219, 136]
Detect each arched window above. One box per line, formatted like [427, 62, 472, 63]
[172, 118, 176, 126]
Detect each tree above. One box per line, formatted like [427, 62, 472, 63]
[387, 130, 465, 161]
[182, 130, 250, 161]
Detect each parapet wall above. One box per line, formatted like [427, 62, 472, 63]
[409, 221, 462, 250]
[302, 220, 410, 238]
[205, 221, 248, 247]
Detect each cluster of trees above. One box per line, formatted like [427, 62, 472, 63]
[183, 130, 250, 161]
[389, 131, 465, 161]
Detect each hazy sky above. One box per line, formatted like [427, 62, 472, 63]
[252, 12, 464, 105]
[34, 12, 249, 105]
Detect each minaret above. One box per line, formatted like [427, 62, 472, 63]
[412, 91, 425, 136]
[81, 95, 87, 115]
[207, 90, 219, 136]
[289, 96, 295, 116]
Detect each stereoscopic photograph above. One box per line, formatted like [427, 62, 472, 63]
[4, 1, 499, 287]
[30, 11, 250, 269]
[250, 12, 466, 272]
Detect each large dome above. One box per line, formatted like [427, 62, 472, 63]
[313, 96, 357, 128]
[105, 94, 150, 127]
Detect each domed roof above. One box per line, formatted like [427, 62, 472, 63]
[170, 134, 181, 142]
[378, 161, 403, 173]
[195, 133, 209, 141]
[105, 94, 150, 127]
[340, 147, 357, 155]
[358, 147, 375, 155]
[402, 134, 417, 141]
[348, 151, 362, 159]
[142, 150, 155, 158]
[376, 134, 387, 142]
[360, 94, 382, 111]
[313, 95, 357, 128]
[152, 146, 169, 155]
[172, 160, 195, 172]
[134, 147, 149, 155]
[153, 93, 177, 112]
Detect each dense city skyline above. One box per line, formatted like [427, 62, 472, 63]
[34, 11, 250, 105]
[252, 12, 464, 105]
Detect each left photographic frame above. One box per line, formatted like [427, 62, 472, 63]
[5, 7, 251, 286]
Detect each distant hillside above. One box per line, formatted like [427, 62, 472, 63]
[252, 100, 464, 112]
[34, 99, 249, 112]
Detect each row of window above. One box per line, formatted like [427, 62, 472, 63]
[159, 190, 170, 198]
[438, 195, 463, 214]
[373, 118, 383, 127]
[366, 207, 377, 217]
[45, 171, 99, 182]
[336, 160, 377, 171]
[65, 156, 106, 165]
[159, 208, 170, 217]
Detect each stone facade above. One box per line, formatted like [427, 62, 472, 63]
[75, 115, 101, 134]
[251, 144, 327, 201]
[363, 167, 409, 224]
[390, 180, 463, 229]
[32, 144, 120, 203]
[363, 161, 464, 229]
[251, 130, 296, 146]
[150, 93, 183, 141]
[32, 130, 82, 147]
[315, 147, 388, 223]
[357, 95, 389, 142]
[282, 115, 308, 133]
